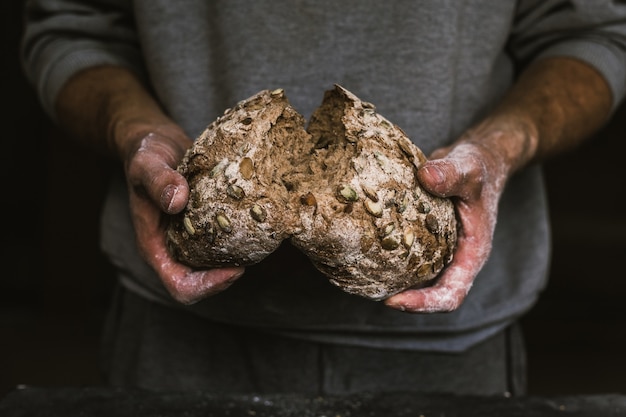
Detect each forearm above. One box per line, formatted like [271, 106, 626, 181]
[393, 57, 613, 312]
[483, 57, 613, 175]
[55, 65, 187, 160]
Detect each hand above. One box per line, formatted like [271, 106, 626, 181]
[122, 128, 245, 304]
[53, 66, 245, 305]
[384, 57, 614, 313]
[385, 119, 522, 313]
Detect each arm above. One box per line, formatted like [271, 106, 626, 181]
[22, 0, 244, 304]
[385, 0, 626, 313]
[56, 66, 243, 303]
[385, 56, 612, 312]
[56, 66, 245, 304]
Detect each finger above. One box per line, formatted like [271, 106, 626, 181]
[154, 247, 245, 304]
[129, 145, 190, 214]
[384, 204, 492, 313]
[418, 144, 484, 200]
[131, 191, 245, 304]
[152, 235, 245, 304]
[417, 162, 453, 196]
[417, 159, 471, 198]
[384, 263, 474, 312]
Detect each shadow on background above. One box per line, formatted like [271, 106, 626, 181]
[2, 0, 625, 398]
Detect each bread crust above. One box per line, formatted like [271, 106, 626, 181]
[166, 85, 457, 300]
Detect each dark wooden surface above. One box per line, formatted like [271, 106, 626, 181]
[2, 387, 626, 417]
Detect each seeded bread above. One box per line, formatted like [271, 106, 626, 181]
[166, 85, 457, 300]
[166, 88, 310, 267]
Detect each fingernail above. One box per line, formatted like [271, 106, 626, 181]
[385, 300, 406, 312]
[384, 296, 403, 309]
[423, 165, 444, 185]
[161, 185, 179, 212]
[228, 270, 245, 283]
[217, 271, 245, 292]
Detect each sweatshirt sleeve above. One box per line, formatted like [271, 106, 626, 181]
[509, 0, 626, 110]
[20, 0, 145, 120]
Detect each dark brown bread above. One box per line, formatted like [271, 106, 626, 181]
[166, 85, 457, 300]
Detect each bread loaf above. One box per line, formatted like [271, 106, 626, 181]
[166, 85, 457, 300]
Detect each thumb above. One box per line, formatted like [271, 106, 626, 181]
[417, 160, 460, 198]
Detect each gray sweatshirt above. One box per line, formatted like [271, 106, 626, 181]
[21, 0, 626, 352]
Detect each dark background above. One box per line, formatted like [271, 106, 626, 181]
[2, 1, 625, 399]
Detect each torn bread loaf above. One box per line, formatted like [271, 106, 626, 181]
[166, 85, 457, 300]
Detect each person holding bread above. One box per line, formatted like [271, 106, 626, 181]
[21, 0, 626, 395]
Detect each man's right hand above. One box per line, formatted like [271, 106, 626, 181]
[122, 129, 245, 304]
[56, 66, 245, 304]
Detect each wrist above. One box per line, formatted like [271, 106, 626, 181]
[487, 57, 611, 164]
[55, 65, 186, 160]
[109, 115, 189, 164]
[460, 113, 539, 183]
